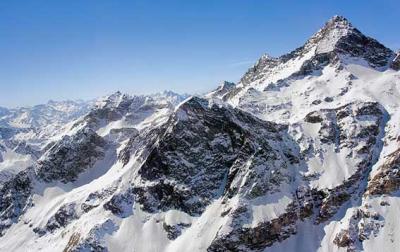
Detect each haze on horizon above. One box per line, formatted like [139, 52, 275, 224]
[0, 0, 399, 108]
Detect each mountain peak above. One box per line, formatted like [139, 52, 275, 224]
[205, 81, 235, 99]
[306, 15, 356, 54]
[301, 15, 393, 67]
[236, 15, 393, 87]
[95, 91, 130, 109]
[326, 15, 352, 28]
[220, 80, 235, 89]
[320, 15, 354, 35]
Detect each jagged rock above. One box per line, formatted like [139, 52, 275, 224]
[81, 187, 117, 213]
[380, 200, 390, 206]
[134, 97, 293, 215]
[103, 189, 134, 217]
[334, 230, 353, 248]
[117, 126, 163, 166]
[35, 127, 107, 183]
[42, 203, 78, 233]
[64, 232, 82, 252]
[311, 99, 322, 105]
[163, 222, 191, 240]
[239, 54, 280, 86]
[208, 203, 301, 251]
[207, 81, 236, 99]
[367, 148, 400, 195]
[293, 52, 338, 77]
[76, 91, 186, 132]
[0, 168, 33, 235]
[209, 186, 321, 252]
[333, 208, 383, 251]
[81, 92, 133, 129]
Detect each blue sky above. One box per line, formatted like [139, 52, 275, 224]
[0, 0, 399, 107]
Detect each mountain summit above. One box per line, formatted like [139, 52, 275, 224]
[0, 16, 399, 252]
[237, 16, 394, 88]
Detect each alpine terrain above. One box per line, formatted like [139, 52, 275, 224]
[0, 16, 399, 252]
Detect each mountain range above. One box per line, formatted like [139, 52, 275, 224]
[0, 16, 399, 252]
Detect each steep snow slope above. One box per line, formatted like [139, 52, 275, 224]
[0, 16, 399, 252]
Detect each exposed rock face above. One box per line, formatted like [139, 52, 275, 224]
[292, 52, 338, 77]
[391, 51, 400, 70]
[103, 189, 135, 218]
[163, 222, 191, 240]
[333, 208, 383, 251]
[76, 91, 187, 132]
[81, 92, 135, 129]
[35, 128, 107, 183]
[367, 148, 400, 195]
[133, 97, 295, 215]
[208, 203, 303, 251]
[45, 203, 78, 233]
[323, 17, 393, 68]
[0, 169, 33, 235]
[207, 81, 236, 99]
[80, 187, 118, 214]
[301, 102, 387, 222]
[239, 54, 280, 86]
[117, 126, 164, 166]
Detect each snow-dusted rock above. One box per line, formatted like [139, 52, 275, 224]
[0, 15, 399, 252]
[0, 168, 34, 235]
[35, 127, 107, 183]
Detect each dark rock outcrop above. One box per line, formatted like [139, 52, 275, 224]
[103, 189, 135, 218]
[134, 97, 294, 215]
[0, 168, 33, 235]
[35, 128, 107, 183]
[45, 203, 78, 233]
[367, 148, 400, 195]
[390, 51, 400, 70]
[163, 222, 191, 240]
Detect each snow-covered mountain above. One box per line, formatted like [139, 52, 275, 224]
[0, 16, 399, 252]
[0, 100, 93, 183]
